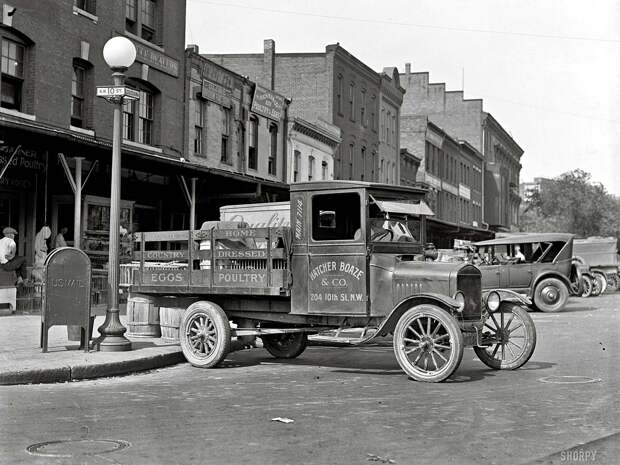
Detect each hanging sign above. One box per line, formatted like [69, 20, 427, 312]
[251, 85, 286, 121]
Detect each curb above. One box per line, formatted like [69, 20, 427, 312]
[0, 351, 185, 386]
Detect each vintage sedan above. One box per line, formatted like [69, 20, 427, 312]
[474, 233, 576, 312]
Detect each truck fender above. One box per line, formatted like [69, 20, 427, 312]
[485, 288, 531, 306]
[364, 293, 460, 343]
[529, 272, 573, 299]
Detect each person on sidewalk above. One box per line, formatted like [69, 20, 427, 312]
[54, 226, 68, 249]
[0, 227, 26, 285]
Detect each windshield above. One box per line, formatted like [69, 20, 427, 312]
[369, 216, 416, 243]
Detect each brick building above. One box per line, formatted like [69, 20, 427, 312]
[399, 64, 523, 231]
[205, 40, 397, 184]
[400, 114, 488, 246]
[378, 67, 404, 184]
[399, 148, 421, 187]
[287, 117, 340, 183]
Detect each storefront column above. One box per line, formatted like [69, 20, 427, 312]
[73, 157, 83, 249]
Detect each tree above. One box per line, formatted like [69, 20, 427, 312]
[520, 170, 620, 241]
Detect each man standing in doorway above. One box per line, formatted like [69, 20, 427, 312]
[54, 226, 68, 249]
[0, 227, 26, 285]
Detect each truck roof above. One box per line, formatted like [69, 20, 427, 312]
[290, 180, 428, 196]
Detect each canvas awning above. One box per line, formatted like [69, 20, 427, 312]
[370, 196, 435, 216]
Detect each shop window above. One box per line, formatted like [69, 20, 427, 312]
[126, 0, 160, 45]
[221, 107, 230, 163]
[248, 115, 258, 170]
[123, 86, 155, 145]
[312, 192, 361, 241]
[268, 122, 277, 175]
[74, 0, 96, 14]
[1, 38, 25, 111]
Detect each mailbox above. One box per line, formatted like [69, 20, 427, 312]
[41, 247, 92, 352]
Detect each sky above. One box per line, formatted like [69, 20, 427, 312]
[186, 0, 620, 195]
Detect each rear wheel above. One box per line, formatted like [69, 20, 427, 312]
[607, 274, 619, 292]
[393, 305, 463, 382]
[593, 272, 608, 294]
[262, 332, 308, 359]
[180, 301, 231, 368]
[475, 303, 536, 370]
[591, 276, 602, 296]
[533, 277, 568, 312]
[581, 276, 593, 298]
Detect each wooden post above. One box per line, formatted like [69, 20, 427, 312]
[74, 157, 83, 249]
[189, 177, 197, 231]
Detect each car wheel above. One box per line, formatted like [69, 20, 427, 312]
[591, 275, 602, 296]
[393, 304, 463, 382]
[533, 277, 569, 312]
[179, 301, 231, 368]
[475, 302, 536, 370]
[262, 332, 308, 359]
[593, 272, 608, 294]
[607, 274, 619, 292]
[581, 276, 593, 298]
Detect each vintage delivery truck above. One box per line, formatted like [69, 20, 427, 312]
[128, 181, 536, 382]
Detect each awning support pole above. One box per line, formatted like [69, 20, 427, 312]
[189, 177, 197, 231]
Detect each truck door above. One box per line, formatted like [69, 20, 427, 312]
[305, 190, 368, 315]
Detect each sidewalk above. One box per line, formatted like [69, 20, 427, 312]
[0, 310, 184, 386]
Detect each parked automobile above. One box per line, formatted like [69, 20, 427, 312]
[473, 233, 577, 312]
[573, 237, 619, 293]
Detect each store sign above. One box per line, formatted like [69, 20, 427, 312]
[201, 79, 232, 107]
[251, 85, 286, 121]
[443, 182, 459, 196]
[426, 130, 444, 148]
[134, 42, 179, 77]
[424, 172, 442, 190]
[459, 184, 471, 200]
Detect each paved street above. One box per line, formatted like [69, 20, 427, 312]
[1, 294, 619, 465]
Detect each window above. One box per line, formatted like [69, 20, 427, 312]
[71, 64, 85, 127]
[74, 0, 96, 14]
[371, 151, 376, 181]
[248, 116, 258, 170]
[321, 160, 328, 180]
[370, 95, 376, 131]
[386, 111, 391, 145]
[360, 89, 366, 126]
[123, 88, 154, 145]
[126, 0, 158, 44]
[312, 193, 361, 241]
[391, 115, 396, 147]
[360, 147, 366, 181]
[380, 159, 384, 182]
[192, 98, 203, 155]
[221, 107, 230, 163]
[308, 156, 314, 181]
[268, 123, 278, 175]
[348, 144, 354, 180]
[293, 150, 300, 182]
[336, 74, 343, 114]
[348, 83, 355, 121]
[1, 38, 24, 111]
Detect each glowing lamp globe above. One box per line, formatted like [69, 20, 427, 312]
[102, 36, 136, 70]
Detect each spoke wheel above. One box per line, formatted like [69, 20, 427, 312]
[393, 305, 463, 382]
[591, 275, 602, 296]
[607, 274, 619, 293]
[533, 277, 568, 312]
[180, 301, 231, 368]
[475, 302, 536, 370]
[262, 332, 308, 359]
[593, 272, 608, 295]
[581, 276, 593, 298]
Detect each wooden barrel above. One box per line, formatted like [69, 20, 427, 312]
[159, 306, 185, 343]
[126, 294, 161, 338]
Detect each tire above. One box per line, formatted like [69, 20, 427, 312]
[607, 274, 619, 292]
[393, 304, 463, 382]
[533, 277, 569, 312]
[179, 301, 231, 368]
[593, 272, 608, 295]
[591, 276, 602, 296]
[262, 332, 308, 359]
[474, 302, 536, 370]
[581, 276, 593, 298]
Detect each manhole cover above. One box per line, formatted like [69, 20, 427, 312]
[538, 375, 602, 384]
[26, 439, 130, 457]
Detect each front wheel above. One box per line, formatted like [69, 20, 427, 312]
[591, 275, 602, 296]
[581, 276, 593, 298]
[533, 277, 569, 312]
[393, 305, 464, 382]
[262, 332, 308, 359]
[593, 272, 608, 295]
[180, 301, 231, 368]
[475, 302, 536, 370]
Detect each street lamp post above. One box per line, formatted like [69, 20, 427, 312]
[95, 36, 137, 352]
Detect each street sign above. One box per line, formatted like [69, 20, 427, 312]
[96, 86, 140, 100]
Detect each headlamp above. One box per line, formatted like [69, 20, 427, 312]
[486, 291, 501, 311]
